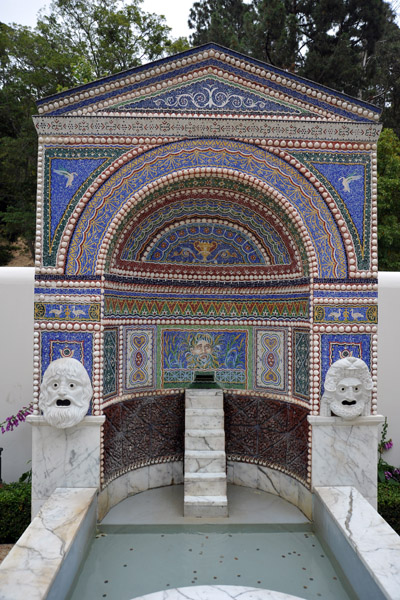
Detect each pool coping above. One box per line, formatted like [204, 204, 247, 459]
[0, 487, 97, 600]
[1, 485, 400, 600]
[313, 485, 400, 600]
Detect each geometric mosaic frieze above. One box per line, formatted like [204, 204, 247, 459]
[254, 328, 287, 392]
[224, 393, 309, 484]
[104, 292, 309, 321]
[161, 328, 248, 388]
[123, 326, 156, 392]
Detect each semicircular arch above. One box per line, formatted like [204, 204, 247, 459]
[103, 177, 310, 281]
[64, 138, 347, 278]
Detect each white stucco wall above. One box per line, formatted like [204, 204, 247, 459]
[377, 272, 400, 467]
[0, 268, 399, 481]
[0, 267, 34, 483]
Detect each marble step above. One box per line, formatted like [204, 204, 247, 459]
[184, 495, 228, 518]
[185, 450, 226, 473]
[185, 392, 224, 410]
[185, 408, 224, 430]
[184, 472, 227, 496]
[185, 429, 225, 451]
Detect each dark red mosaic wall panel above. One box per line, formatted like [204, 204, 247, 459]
[224, 393, 309, 482]
[103, 392, 185, 483]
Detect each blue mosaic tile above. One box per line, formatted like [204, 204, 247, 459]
[320, 333, 371, 392]
[40, 331, 94, 379]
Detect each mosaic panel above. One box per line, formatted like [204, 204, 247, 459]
[161, 329, 248, 388]
[65, 139, 346, 277]
[102, 393, 185, 484]
[145, 222, 267, 266]
[124, 326, 156, 391]
[254, 329, 287, 392]
[224, 393, 309, 483]
[34, 302, 100, 321]
[40, 331, 93, 379]
[43, 147, 126, 265]
[103, 328, 118, 399]
[314, 304, 377, 324]
[293, 329, 310, 400]
[320, 333, 371, 392]
[293, 151, 372, 270]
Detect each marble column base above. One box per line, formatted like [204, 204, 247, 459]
[27, 415, 105, 517]
[308, 415, 384, 508]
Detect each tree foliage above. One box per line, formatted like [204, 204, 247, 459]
[0, 0, 188, 263]
[377, 128, 400, 270]
[189, 0, 395, 97]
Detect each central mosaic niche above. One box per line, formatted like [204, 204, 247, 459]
[33, 43, 380, 495]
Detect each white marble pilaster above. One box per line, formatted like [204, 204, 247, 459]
[27, 415, 105, 517]
[308, 415, 384, 508]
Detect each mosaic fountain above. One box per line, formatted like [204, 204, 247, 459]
[0, 43, 400, 599]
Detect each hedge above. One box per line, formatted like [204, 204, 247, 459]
[0, 482, 31, 543]
[378, 482, 400, 535]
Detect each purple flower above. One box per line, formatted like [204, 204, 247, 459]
[384, 440, 393, 450]
[385, 471, 393, 480]
[1, 402, 34, 434]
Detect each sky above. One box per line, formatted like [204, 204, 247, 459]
[2, 0, 400, 38]
[0, 0, 194, 39]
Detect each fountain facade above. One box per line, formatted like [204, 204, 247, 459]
[30, 43, 381, 516]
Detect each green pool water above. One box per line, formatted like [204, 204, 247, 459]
[67, 524, 356, 600]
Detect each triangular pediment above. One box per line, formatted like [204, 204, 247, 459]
[36, 43, 380, 124]
[101, 75, 317, 118]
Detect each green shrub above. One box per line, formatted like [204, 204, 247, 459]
[0, 482, 31, 543]
[378, 482, 400, 535]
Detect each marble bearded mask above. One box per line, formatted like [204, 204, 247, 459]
[321, 356, 373, 420]
[39, 358, 92, 428]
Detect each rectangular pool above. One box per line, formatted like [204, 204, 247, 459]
[67, 524, 356, 600]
